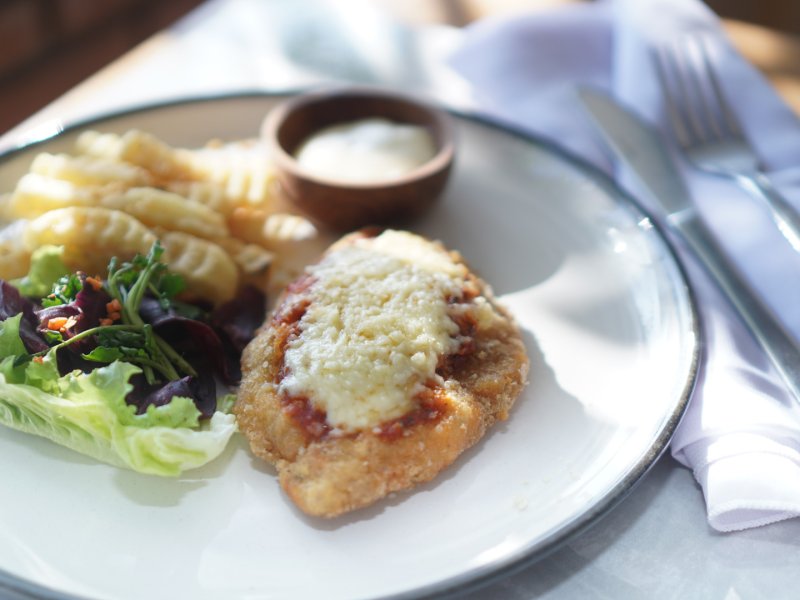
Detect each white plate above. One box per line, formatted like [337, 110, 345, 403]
[0, 94, 697, 600]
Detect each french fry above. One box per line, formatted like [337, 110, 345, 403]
[75, 130, 195, 183]
[100, 187, 229, 240]
[212, 236, 275, 275]
[24, 206, 157, 276]
[30, 152, 153, 187]
[5, 127, 330, 304]
[0, 221, 31, 280]
[183, 141, 277, 207]
[159, 231, 239, 306]
[7, 173, 110, 219]
[164, 180, 231, 215]
[262, 213, 318, 243]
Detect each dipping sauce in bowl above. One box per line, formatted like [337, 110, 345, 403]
[263, 87, 455, 231]
[294, 118, 437, 183]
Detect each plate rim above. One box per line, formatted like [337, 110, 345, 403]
[0, 90, 701, 600]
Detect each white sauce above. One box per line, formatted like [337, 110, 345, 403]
[293, 118, 437, 183]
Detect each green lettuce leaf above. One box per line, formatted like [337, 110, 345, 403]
[0, 345, 236, 477]
[0, 313, 27, 359]
[57, 360, 202, 429]
[0, 314, 32, 384]
[11, 245, 69, 298]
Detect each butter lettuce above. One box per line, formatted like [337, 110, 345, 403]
[11, 245, 69, 298]
[0, 315, 235, 476]
[0, 313, 27, 358]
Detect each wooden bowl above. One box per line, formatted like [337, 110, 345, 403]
[263, 87, 455, 231]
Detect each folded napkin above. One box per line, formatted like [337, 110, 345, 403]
[449, 0, 800, 532]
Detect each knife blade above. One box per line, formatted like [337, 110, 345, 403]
[578, 87, 800, 403]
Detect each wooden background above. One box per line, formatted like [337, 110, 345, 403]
[1, 0, 799, 135]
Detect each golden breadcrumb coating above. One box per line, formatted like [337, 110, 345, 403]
[235, 231, 528, 517]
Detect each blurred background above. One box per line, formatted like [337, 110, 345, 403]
[1, 0, 799, 135]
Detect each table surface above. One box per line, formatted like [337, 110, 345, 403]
[1, 1, 799, 598]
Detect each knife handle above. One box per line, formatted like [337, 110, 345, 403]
[676, 215, 800, 400]
[735, 172, 800, 253]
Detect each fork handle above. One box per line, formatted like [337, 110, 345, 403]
[736, 172, 800, 252]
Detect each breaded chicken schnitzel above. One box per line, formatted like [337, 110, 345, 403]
[235, 229, 528, 517]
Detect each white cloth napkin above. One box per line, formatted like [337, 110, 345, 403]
[449, 0, 800, 532]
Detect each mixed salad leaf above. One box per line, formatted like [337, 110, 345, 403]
[0, 244, 266, 476]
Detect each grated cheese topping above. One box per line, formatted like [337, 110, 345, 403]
[279, 230, 468, 431]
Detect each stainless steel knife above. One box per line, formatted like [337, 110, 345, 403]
[578, 87, 800, 402]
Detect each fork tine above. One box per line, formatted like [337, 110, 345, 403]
[654, 44, 693, 147]
[694, 33, 743, 138]
[683, 34, 727, 140]
[669, 37, 716, 143]
[655, 38, 717, 146]
[655, 32, 745, 149]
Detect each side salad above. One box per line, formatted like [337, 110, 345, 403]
[0, 242, 265, 476]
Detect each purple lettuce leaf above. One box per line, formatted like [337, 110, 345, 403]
[210, 285, 267, 354]
[126, 372, 216, 418]
[36, 278, 111, 354]
[0, 281, 48, 353]
[138, 296, 239, 384]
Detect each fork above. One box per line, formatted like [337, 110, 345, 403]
[654, 33, 800, 252]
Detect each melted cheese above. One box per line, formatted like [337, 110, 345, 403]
[279, 230, 467, 431]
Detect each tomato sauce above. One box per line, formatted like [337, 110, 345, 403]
[275, 280, 478, 441]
